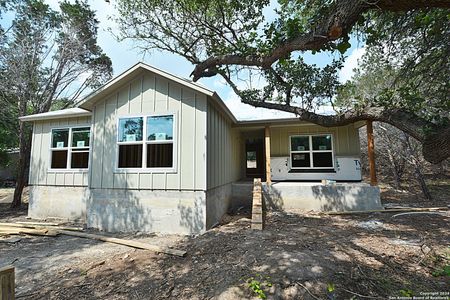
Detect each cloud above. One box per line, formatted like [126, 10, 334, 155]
[339, 47, 365, 83]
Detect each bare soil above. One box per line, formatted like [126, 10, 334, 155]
[0, 182, 449, 300]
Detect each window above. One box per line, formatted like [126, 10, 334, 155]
[290, 134, 334, 169]
[50, 127, 90, 169]
[117, 117, 143, 168]
[246, 151, 257, 168]
[117, 114, 175, 170]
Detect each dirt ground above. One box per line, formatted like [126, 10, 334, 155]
[0, 181, 449, 300]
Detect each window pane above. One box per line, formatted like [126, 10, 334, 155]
[118, 117, 143, 142]
[246, 151, 257, 168]
[147, 144, 173, 168]
[291, 153, 310, 168]
[72, 128, 90, 148]
[52, 129, 69, 148]
[118, 144, 142, 168]
[312, 135, 332, 150]
[313, 152, 333, 167]
[147, 115, 173, 141]
[51, 150, 68, 169]
[291, 136, 309, 151]
[71, 152, 89, 169]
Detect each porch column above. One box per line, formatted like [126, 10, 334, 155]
[265, 126, 271, 184]
[366, 120, 378, 186]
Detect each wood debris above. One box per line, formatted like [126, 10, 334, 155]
[0, 222, 186, 257]
[325, 206, 448, 215]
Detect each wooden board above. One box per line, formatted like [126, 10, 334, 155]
[58, 230, 186, 257]
[0, 265, 15, 300]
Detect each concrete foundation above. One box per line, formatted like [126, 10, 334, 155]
[231, 181, 382, 212]
[205, 183, 232, 228]
[28, 185, 88, 221]
[87, 189, 207, 235]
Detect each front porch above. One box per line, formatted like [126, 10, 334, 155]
[232, 120, 381, 212]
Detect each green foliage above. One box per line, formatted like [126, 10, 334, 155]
[432, 265, 450, 277]
[0, 0, 112, 155]
[339, 8, 450, 126]
[245, 274, 272, 299]
[399, 289, 414, 297]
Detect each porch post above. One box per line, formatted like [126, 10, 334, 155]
[265, 126, 271, 184]
[366, 120, 377, 186]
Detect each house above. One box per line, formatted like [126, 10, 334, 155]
[20, 62, 381, 234]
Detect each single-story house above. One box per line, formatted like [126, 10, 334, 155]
[20, 62, 381, 234]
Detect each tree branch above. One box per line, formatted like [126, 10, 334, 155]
[191, 0, 450, 81]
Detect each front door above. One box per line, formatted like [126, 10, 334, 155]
[245, 138, 265, 180]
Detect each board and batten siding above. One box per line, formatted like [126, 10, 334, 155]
[28, 117, 91, 187]
[90, 70, 207, 191]
[270, 124, 361, 157]
[206, 101, 242, 190]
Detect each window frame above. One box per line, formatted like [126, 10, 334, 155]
[115, 112, 177, 173]
[48, 125, 92, 172]
[289, 134, 335, 170]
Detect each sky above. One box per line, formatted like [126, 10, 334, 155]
[3, 0, 365, 120]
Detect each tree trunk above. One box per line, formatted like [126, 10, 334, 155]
[11, 120, 31, 208]
[387, 149, 402, 189]
[404, 135, 432, 201]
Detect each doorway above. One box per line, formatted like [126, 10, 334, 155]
[245, 138, 265, 180]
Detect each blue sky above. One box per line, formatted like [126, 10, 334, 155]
[2, 0, 365, 120]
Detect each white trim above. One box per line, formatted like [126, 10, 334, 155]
[289, 134, 335, 170]
[20, 108, 91, 122]
[115, 112, 178, 173]
[48, 125, 92, 171]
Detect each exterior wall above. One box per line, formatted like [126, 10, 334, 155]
[263, 182, 382, 211]
[90, 70, 207, 190]
[29, 117, 91, 187]
[206, 101, 241, 190]
[270, 123, 360, 157]
[87, 189, 206, 234]
[28, 185, 88, 220]
[230, 182, 382, 212]
[205, 183, 232, 228]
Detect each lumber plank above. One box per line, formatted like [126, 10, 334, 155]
[0, 222, 83, 232]
[326, 207, 448, 215]
[16, 221, 61, 226]
[58, 230, 186, 257]
[0, 226, 58, 236]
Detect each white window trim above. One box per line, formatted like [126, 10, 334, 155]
[289, 134, 335, 169]
[48, 125, 92, 172]
[115, 112, 178, 173]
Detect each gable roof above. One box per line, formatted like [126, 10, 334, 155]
[78, 62, 237, 123]
[19, 107, 91, 122]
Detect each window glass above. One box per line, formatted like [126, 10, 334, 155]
[312, 135, 332, 150]
[118, 144, 142, 168]
[147, 144, 173, 167]
[118, 117, 143, 142]
[71, 151, 89, 168]
[246, 151, 257, 168]
[51, 150, 68, 168]
[147, 115, 173, 141]
[291, 153, 310, 168]
[291, 136, 309, 151]
[52, 129, 69, 148]
[313, 152, 333, 167]
[72, 127, 90, 148]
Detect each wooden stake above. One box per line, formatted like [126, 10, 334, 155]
[57, 230, 186, 257]
[265, 126, 271, 184]
[366, 120, 377, 186]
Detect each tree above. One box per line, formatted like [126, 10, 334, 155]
[0, 0, 112, 208]
[114, 0, 450, 164]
